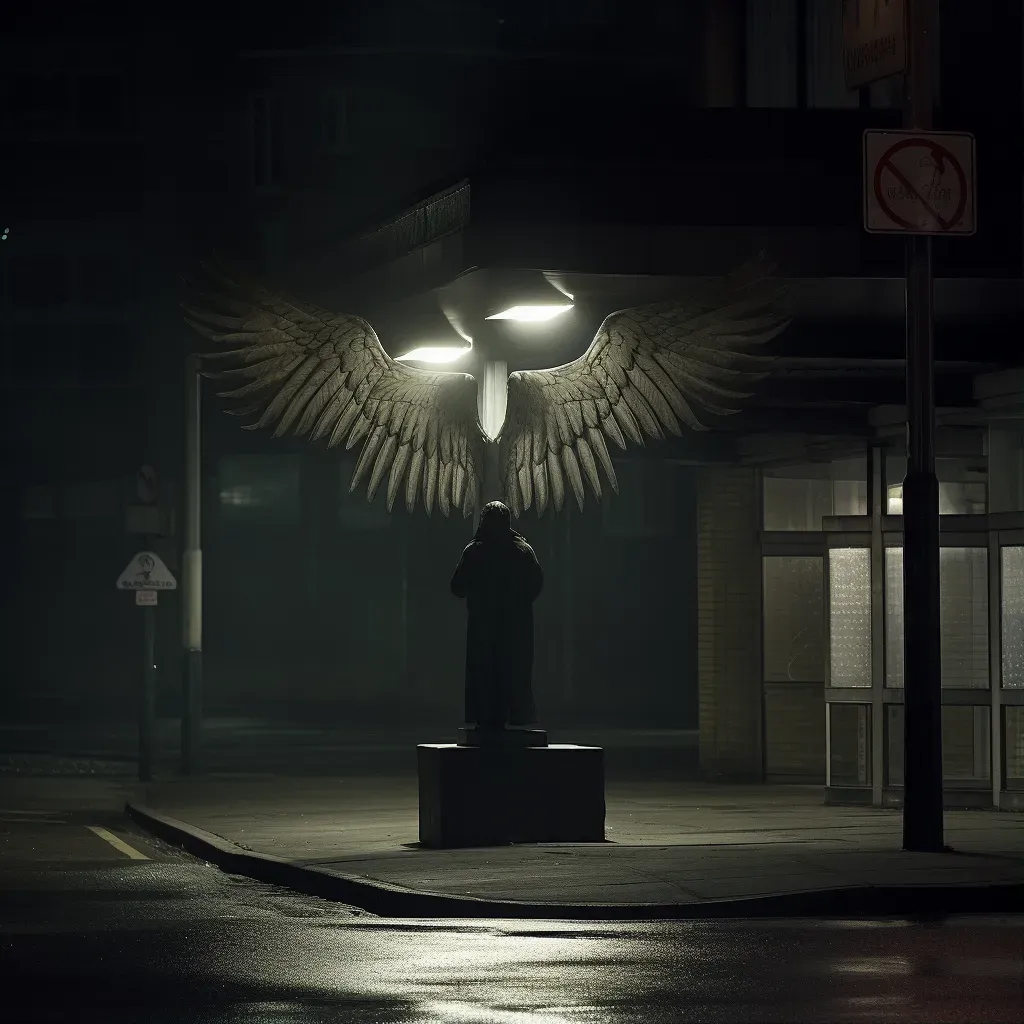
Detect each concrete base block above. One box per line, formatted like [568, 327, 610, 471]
[417, 743, 605, 848]
[457, 726, 548, 747]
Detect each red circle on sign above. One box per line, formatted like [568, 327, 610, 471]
[872, 138, 968, 232]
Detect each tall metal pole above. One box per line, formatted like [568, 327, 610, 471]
[181, 355, 204, 775]
[901, 0, 944, 852]
[140, 602, 157, 782]
[561, 501, 575, 708]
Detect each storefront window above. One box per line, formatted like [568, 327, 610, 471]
[763, 457, 867, 530]
[886, 455, 987, 514]
[987, 428, 1024, 513]
[887, 705, 991, 786]
[829, 703, 870, 786]
[763, 556, 824, 681]
[884, 547, 989, 688]
[1006, 708, 1024, 784]
[829, 548, 872, 687]
[1003, 547, 1024, 688]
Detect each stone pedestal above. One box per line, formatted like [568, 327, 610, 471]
[457, 726, 548, 747]
[417, 743, 605, 848]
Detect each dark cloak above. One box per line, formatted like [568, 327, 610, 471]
[450, 501, 544, 727]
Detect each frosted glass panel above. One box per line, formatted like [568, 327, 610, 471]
[883, 547, 989, 689]
[940, 548, 989, 688]
[885, 547, 904, 688]
[763, 557, 824, 682]
[829, 548, 871, 687]
[1003, 547, 1024, 688]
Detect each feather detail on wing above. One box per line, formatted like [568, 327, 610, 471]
[498, 256, 789, 517]
[183, 258, 484, 517]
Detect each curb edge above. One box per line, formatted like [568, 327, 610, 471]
[126, 802, 1024, 920]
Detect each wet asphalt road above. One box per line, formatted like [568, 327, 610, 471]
[2, 779, 1024, 1022]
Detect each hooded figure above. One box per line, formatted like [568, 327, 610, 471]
[450, 501, 544, 728]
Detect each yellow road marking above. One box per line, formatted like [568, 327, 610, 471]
[86, 825, 149, 860]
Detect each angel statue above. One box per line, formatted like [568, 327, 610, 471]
[183, 256, 789, 518]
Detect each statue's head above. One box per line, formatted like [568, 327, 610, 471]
[476, 500, 513, 539]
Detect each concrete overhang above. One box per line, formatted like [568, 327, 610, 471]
[869, 402, 1010, 431]
[283, 177, 1022, 348]
[974, 368, 1024, 418]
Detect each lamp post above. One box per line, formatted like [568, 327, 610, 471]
[181, 354, 203, 775]
[901, 0, 944, 853]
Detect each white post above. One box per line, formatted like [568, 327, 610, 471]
[181, 355, 203, 774]
[478, 358, 507, 505]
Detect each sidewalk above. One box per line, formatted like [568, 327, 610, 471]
[129, 773, 1024, 919]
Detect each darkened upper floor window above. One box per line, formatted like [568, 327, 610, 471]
[251, 94, 284, 187]
[746, 0, 901, 110]
[5, 72, 74, 135]
[6, 324, 77, 382]
[9, 254, 71, 309]
[76, 322, 140, 385]
[79, 254, 138, 308]
[1, 70, 134, 137]
[77, 73, 132, 134]
[321, 89, 352, 151]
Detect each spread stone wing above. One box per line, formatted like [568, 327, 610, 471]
[184, 259, 484, 517]
[498, 257, 789, 516]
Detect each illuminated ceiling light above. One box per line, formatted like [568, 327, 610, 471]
[485, 303, 573, 322]
[395, 344, 472, 364]
[478, 269, 575, 323]
[390, 307, 472, 365]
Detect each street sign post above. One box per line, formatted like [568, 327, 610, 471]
[118, 551, 177, 781]
[843, 0, 907, 89]
[863, 130, 976, 236]
[136, 464, 159, 505]
[898, 0, 944, 853]
[182, 356, 204, 776]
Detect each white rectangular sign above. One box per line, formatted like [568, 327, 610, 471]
[135, 590, 158, 606]
[843, 0, 906, 90]
[863, 130, 976, 236]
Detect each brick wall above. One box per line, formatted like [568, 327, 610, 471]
[697, 466, 763, 780]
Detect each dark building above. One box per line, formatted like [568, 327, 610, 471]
[3, 2, 1022, 805]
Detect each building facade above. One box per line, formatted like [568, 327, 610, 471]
[3, 4, 1022, 805]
